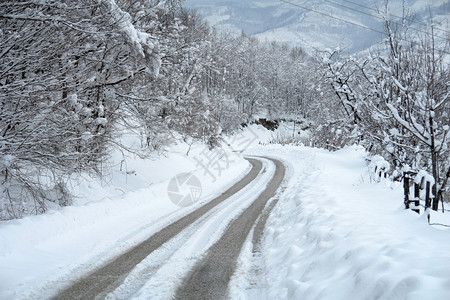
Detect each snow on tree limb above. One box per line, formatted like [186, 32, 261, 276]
[386, 104, 432, 146]
[102, 0, 161, 76]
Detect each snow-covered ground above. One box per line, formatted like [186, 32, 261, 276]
[1, 125, 449, 299]
[231, 143, 450, 300]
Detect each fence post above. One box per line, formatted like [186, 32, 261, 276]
[414, 183, 420, 199]
[404, 175, 410, 209]
[425, 181, 431, 210]
[432, 184, 438, 211]
[409, 182, 420, 214]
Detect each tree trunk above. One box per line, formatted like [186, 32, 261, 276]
[430, 115, 439, 211]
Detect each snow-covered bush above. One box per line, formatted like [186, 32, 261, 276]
[367, 155, 391, 182]
[310, 121, 361, 151]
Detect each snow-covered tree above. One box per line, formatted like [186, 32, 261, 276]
[363, 16, 449, 209]
[0, 0, 163, 219]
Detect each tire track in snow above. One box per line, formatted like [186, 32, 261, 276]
[52, 158, 263, 300]
[107, 157, 276, 299]
[175, 157, 286, 300]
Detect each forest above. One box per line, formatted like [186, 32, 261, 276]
[1, 0, 449, 219]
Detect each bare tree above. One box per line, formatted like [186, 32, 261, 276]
[361, 10, 450, 210]
[0, 0, 163, 219]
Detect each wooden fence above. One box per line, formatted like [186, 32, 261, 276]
[403, 171, 434, 220]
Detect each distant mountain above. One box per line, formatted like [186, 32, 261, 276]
[183, 0, 449, 54]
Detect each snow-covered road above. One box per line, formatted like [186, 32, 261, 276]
[52, 156, 285, 299]
[175, 157, 285, 299]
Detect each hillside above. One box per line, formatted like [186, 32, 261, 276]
[184, 0, 450, 54]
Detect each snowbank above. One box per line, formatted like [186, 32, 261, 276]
[243, 145, 450, 300]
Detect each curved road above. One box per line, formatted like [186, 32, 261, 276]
[175, 157, 285, 299]
[53, 156, 285, 299]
